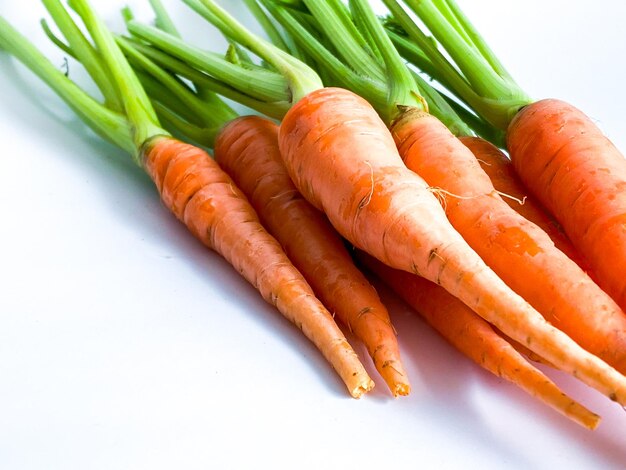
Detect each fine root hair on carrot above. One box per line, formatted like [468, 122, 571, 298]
[426, 186, 479, 211]
[492, 190, 527, 206]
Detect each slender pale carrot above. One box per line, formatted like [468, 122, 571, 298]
[144, 136, 373, 397]
[0, 3, 374, 398]
[507, 99, 626, 312]
[278, 86, 626, 405]
[358, 251, 600, 430]
[459, 135, 590, 272]
[214, 115, 409, 396]
[392, 109, 626, 375]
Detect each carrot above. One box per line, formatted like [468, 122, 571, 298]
[386, 1, 626, 311]
[144, 136, 373, 397]
[259, 0, 626, 380]
[129, 0, 626, 406]
[214, 115, 409, 396]
[0, 2, 374, 398]
[357, 252, 600, 430]
[459, 135, 589, 272]
[278, 86, 626, 405]
[507, 99, 626, 312]
[391, 109, 626, 375]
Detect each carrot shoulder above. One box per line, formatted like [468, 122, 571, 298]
[213, 115, 409, 396]
[391, 108, 626, 376]
[142, 135, 374, 397]
[459, 135, 589, 272]
[358, 252, 600, 429]
[278, 87, 626, 405]
[507, 99, 626, 312]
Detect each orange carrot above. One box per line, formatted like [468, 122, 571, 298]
[143, 135, 374, 397]
[386, 0, 626, 313]
[213, 116, 409, 396]
[358, 252, 600, 429]
[459, 135, 590, 272]
[0, 2, 374, 399]
[391, 108, 626, 375]
[507, 99, 626, 312]
[278, 86, 626, 405]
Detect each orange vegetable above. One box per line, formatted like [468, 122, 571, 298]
[277, 86, 626, 405]
[358, 252, 600, 429]
[143, 135, 374, 398]
[391, 109, 626, 375]
[507, 99, 626, 312]
[459, 135, 589, 272]
[213, 115, 408, 396]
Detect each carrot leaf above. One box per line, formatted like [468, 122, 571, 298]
[125, 20, 291, 104]
[42, 0, 123, 112]
[388, 0, 531, 129]
[0, 16, 134, 153]
[189, 0, 323, 103]
[67, 0, 166, 154]
[115, 37, 290, 119]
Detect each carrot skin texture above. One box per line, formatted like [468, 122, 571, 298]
[358, 252, 600, 430]
[213, 116, 409, 396]
[142, 136, 374, 397]
[278, 87, 626, 406]
[392, 109, 626, 375]
[459, 135, 589, 272]
[508, 99, 626, 312]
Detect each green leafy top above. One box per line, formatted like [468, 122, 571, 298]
[0, 0, 169, 163]
[384, 0, 532, 130]
[117, 1, 238, 149]
[256, 0, 490, 138]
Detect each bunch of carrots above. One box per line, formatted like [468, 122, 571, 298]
[3, 0, 626, 431]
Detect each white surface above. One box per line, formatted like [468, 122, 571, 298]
[1, 1, 626, 469]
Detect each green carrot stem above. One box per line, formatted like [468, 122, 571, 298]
[438, 0, 514, 82]
[117, 36, 236, 131]
[125, 20, 290, 104]
[40, 18, 76, 58]
[42, 0, 122, 111]
[119, 37, 289, 119]
[262, 0, 388, 111]
[186, 0, 322, 103]
[385, 27, 457, 101]
[403, 0, 505, 99]
[67, 0, 165, 154]
[0, 16, 134, 153]
[134, 68, 202, 126]
[148, 0, 181, 37]
[410, 72, 472, 137]
[348, 0, 425, 119]
[243, 0, 291, 53]
[439, 94, 506, 147]
[398, 0, 531, 129]
[152, 101, 220, 148]
[301, 0, 385, 82]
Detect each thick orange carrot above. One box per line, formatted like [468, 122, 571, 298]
[391, 108, 626, 375]
[142, 135, 374, 397]
[358, 252, 600, 429]
[278, 87, 626, 405]
[507, 99, 626, 312]
[459, 135, 589, 272]
[213, 116, 409, 396]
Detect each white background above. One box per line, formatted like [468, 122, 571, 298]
[1, 1, 626, 469]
